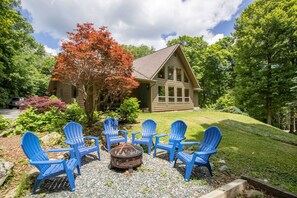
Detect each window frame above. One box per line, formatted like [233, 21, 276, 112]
[158, 86, 166, 102]
[184, 88, 190, 102]
[157, 67, 165, 79]
[168, 65, 174, 80]
[176, 68, 182, 82]
[177, 87, 183, 102]
[168, 86, 175, 103]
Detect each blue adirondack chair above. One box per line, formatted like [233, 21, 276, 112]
[153, 120, 187, 162]
[103, 118, 127, 152]
[63, 122, 101, 167]
[21, 132, 80, 194]
[173, 126, 222, 181]
[132, 119, 157, 154]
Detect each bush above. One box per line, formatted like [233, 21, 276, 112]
[117, 97, 140, 123]
[220, 106, 248, 115]
[0, 116, 10, 131]
[14, 107, 67, 134]
[25, 96, 66, 113]
[65, 102, 87, 124]
[214, 91, 236, 110]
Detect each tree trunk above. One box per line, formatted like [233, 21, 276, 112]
[289, 108, 294, 133]
[266, 58, 272, 125]
[84, 86, 94, 128]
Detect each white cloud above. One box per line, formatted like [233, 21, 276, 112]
[44, 45, 59, 55]
[22, 0, 242, 49]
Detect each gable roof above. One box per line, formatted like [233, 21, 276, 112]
[132, 44, 200, 89]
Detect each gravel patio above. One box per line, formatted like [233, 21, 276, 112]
[36, 149, 216, 197]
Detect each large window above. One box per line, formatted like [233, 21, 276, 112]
[185, 89, 190, 102]
[72, 86, 77, 98]
[168, 87, 175, 102]
[158, 67, 165, 78]
[158, 86, 165, 102]
[168, 66, 174, 80]
[184, 72, 189, 83]
[176, 68, 182, 81]
[177, 88, 182, 102]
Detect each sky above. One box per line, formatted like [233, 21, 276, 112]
[21, 0, 254, 55]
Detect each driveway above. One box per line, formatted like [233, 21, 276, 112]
[0, 109, 21, 119]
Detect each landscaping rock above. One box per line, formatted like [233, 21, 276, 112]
[246, 189, 264, 198]
[0, 159, 14, 186]
[41, 132, 62, 146]
[218, 165, 228, 171]
[218, 159, 226, 164]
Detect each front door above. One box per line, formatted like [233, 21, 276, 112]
[139, 83, 148, 108]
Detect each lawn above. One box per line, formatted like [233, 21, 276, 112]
[128, 111, 297, 194]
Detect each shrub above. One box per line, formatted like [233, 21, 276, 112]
[220, 106, 248, 115]
[117, 97, 140, 123]
[214, 91, 236, 110]
[65, 102, 87, 124]
[25, 96, 66, 113]
[0, 116, 10, 131]
[14, 107, 67, 134]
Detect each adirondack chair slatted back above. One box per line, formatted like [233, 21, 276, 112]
[64, 122, 85, 149]
[21, 132, 50, 173]
[169, 120, 187, 143]
[198, 126, 222, 161]
[142, 119, 157, 138]
[104, 118, 119, 137]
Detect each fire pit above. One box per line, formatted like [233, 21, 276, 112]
[110, 143, 143, 170]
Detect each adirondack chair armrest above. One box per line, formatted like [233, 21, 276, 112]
[30, 159, 64, 165]
[149, 132, 157, 137]
[178, 142, 201, 152]
[64, 140, 78, 146]
[132, 132, 141, 140]
[118, 130, 127, 139]
[155, 134, 168, 144]
[45, 148, 75, 158]
[84, 136, 99, 141]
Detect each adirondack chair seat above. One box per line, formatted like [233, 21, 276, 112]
[76, 146, 98, 156]
[132, 119, 157, 154]
[41, 158, 78, 178]
[154, 143, 174, 150]
[175, 152, 208, 165]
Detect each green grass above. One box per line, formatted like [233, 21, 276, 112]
[128, 111, 297, 194]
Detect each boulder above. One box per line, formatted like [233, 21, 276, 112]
[0, 159, 14, 186]
[41, 132, 62, 146]
[218, 165, 228, 171]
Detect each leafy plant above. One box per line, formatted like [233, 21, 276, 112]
[0, 116, 10, 131]
[220, 106, 248, 115]
[65, 102, 87, 124]
[117, 97, 140, 123]
[25, 96, 66, 113]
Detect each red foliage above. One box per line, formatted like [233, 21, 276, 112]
[25, 96, 67, 113]
[53, 23, 139, 121]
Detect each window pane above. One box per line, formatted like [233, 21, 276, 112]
[177, 88, 182, 97]
[177, 98, 183, 102]
[159, 97, 165, 102]
[168, 87, 174, 97]
[168, 66, 174, 80]
[184, 73, 189, 83]
[169, 98, 175, 102]
[158, 67, 165, 78]
[176, 68, 182, 81]
[158, 86, 165, 96]
[185, 98, 189, 102]
[185, 89, 189, 97]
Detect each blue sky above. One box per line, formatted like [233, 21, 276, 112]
[21, 0, 254, 55]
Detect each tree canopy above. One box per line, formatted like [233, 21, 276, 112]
[122, 44, 154, 59]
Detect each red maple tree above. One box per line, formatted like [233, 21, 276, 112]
[53, 23, 139, 125]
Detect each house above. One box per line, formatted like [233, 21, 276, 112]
[48, 44, 200, 112]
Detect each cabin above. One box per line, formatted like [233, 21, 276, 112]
[48, 44, 201, 112]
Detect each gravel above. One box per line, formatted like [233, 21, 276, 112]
[36, 149, 215, 198]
